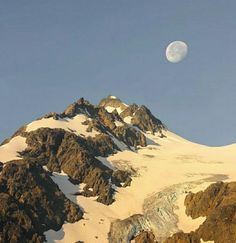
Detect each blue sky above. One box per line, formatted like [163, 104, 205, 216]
[0, 1, 236, 146]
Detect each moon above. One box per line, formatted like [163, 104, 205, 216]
[166, 41, 188, 63]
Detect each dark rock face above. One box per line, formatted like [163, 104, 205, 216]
[62, 98, 96, 118]
[99, 96, 166, 135]
[184, 181, 225, 219]
[21, 128, 132, 205]
[0, 161, 82, 243]
[113, 125, 147, 148]
[164, 232, 200, 243]
[133, 231, 157, 243]
[86, 134, 119, 157]
[42, 112, 61, 120]
[0, 162, 2, 172]
[197, 204, 236, 243]
[0, 192, 42, 243]
[119, 104, 166, 134]
[185, 181, 236, 243]
[96, 108, 147, 148]
[167, 181, 236, 243]
[97, 107, 117, 131]
[129, 105, 166, 134]
[119, 104, 139, 118]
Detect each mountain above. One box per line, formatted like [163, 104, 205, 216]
[0, 96, 236, 243]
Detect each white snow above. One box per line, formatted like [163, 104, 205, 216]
[0, 136, 27, 163]
[116, 107, 124, 114]
[105, 106, 116, 113]
[96, 156, 116, 170]
[44, 130, 236, 243]
[114, 120, 123, 127]
[43, 166, 49, 171]
[50, 171, 80, 204]
[201, 240, 214, 243]
[26, 114, 99, 137]
[123, 116, 132, 124]
[107, 132, 128, 151]
[104, 103, 128, 115]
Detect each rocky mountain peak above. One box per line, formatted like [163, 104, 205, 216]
[0, 95, 235, 243]
[99, 95, 128, 111]
[99, 96, 166, 135]
[62, 97, 95, 118]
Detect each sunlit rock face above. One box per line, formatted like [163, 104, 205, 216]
[99, 95, 166, 135]
[0, 160, 83, 243]
[165, 181, 236, 243]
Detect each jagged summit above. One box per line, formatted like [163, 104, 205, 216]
[39, 96, 166, 136]
[62, 97, 95, 118]
[99, 95, 128, 113]
[99, 95, 166, 135]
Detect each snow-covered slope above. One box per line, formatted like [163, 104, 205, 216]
[0, 96, 235, 243]
[26, 114, 99, 137]
[0, 136, 27, 163]
[45, 131, 236, 243]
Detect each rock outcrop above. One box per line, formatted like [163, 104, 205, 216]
[61, 98, 95, 118]
[133, 231, 157, 243]
[0, 162, 2, 172]
[164, 232, 200, 243]
[166, 181, 236, 243]
[113, 125, 147, 148]
[21, 128, 131, 205]
[99, 96, 128, 111]
[120, 105, 166, 135]
[99, 96, 166, 135]
[185, 181, 236, 243]
[109, 214, 150, 243]
[0, 160, 82, 243]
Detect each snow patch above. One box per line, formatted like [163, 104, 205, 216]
[115, 121, 123, 127]
[43, 166, 49, 172]
[201, 240, 214, 243]
[116, 107, 124, 114]
[26, 114, 99, 137]
[105, 104, 128, 115]
[0, 136, 27, 163]
[96, 156, 116, 170]
[124, 116, 132, 124]
[105, 106, 116, 113]
[110, 134, 128, 151]
[50, 171, 80, 204]
[79, 183, 87, 192]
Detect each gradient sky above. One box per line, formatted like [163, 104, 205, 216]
[0, 1, 236, 146]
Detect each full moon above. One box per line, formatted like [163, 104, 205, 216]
[166, 41, 188, 63]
